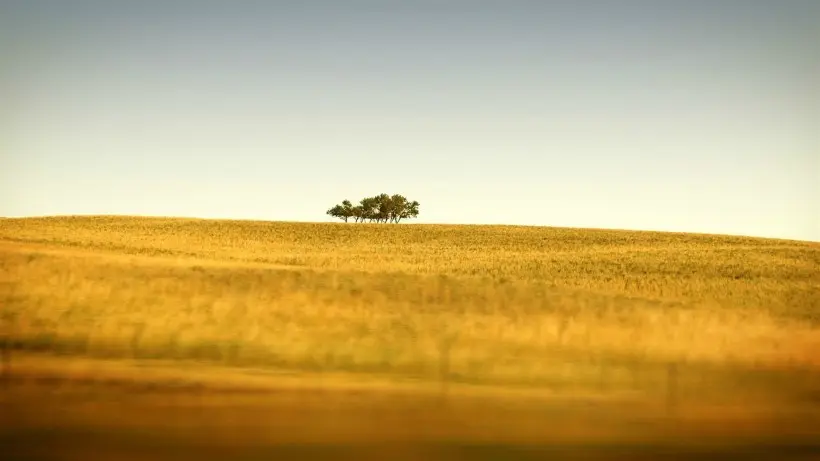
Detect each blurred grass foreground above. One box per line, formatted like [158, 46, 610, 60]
[1, 216, 819, 460]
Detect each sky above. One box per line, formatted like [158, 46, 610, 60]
[2, 0, 818, 241]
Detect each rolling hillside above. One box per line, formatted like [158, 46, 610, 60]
[2, 216, 818, 387]
[2, 216, 820, 460]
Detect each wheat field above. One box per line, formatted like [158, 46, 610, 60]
[1, 216, 820, 460]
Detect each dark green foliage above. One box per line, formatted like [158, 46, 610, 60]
[327, 194, 420, 223]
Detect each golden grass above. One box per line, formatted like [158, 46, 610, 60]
[1, 216, 819, 400]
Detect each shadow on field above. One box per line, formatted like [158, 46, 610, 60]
[3, 374, 820, 461]
[4, 431, 820, 461]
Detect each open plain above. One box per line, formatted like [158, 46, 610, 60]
[1, 216, 819, 460]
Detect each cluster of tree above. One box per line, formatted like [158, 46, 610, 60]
[327, 194, 420, 223]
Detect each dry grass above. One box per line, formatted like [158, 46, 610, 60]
[1, 216, 819, 398]
[2, 216, 820, 459]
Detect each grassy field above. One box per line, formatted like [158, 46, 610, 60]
[1, 216, 819, 460]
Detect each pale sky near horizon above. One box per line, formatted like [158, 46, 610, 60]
[2, 1, 818, 241]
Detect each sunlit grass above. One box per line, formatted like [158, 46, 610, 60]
[1, 216, 818, 401]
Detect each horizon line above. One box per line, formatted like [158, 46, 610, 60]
[3, 213, 817, 244]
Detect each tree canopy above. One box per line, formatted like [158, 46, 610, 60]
[327, 194, 420, 223]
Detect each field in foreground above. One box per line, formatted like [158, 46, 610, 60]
[1, 216, 819, 460]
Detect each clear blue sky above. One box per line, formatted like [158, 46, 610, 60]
[2, 1, 818, 241]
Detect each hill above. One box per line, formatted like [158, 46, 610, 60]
[2, 216, 820, 459]
[2, 215, 818, 386]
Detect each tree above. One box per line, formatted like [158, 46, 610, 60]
[400, 200, 420, 223]
[388, 194, 408, 223]
[327, 194, 420, 223]
[351, 205, 364, 223]
[359, 196, 378, 223]
[375, 193, 392, 223]
[326, 204, 347, 222]
[326, 199, 354, 222]
[341, 200, 354, 220]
